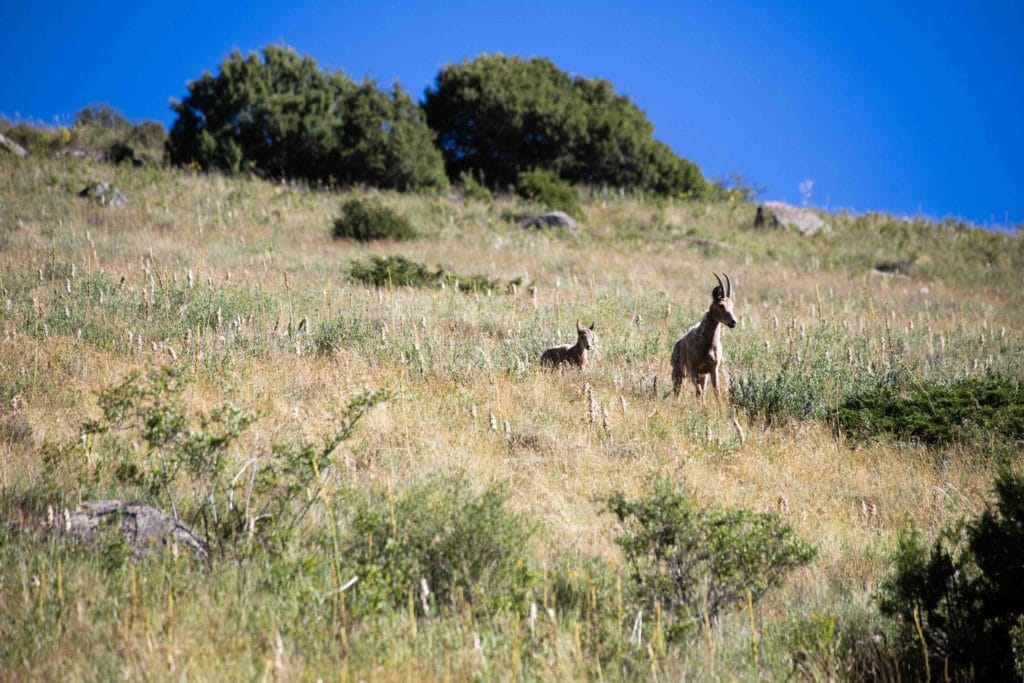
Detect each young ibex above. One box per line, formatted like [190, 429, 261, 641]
[541, 321, 595, 369]
[671, 273, 737, 402]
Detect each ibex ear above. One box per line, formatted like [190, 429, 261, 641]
[589, 322, 595, 331]
[576, 320, 583, 332]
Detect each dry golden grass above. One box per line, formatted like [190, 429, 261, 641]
[1, 154, 1021, 680]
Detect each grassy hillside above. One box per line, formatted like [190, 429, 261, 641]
[1, 155, 1022, 680]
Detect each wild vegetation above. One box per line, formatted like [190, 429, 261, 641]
[424, 54, 707, 194]
[1, 136, 1023, 680]
[166, 45, 448, 190]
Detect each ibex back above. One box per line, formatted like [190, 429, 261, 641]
[671, 273, 737, 403]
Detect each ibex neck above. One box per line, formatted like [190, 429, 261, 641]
[697, 312, 722, 354]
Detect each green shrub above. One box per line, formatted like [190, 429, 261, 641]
[332, 198, 416, 241]
[349, 254, 515, 293]
[457, 171, 493, 202]
[838, 376, 1024, 445]
[604, 479, 816, 642]
[878, 469, 1024, 680]
[730, 365, 822, 427]
[43, 366, 389, 557]
[349, 255, 438, 288]
[515, 168, 583, 220]
[339, 477, 535, 616]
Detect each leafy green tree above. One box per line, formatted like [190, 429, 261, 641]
[424, 54, 706, 196]
[167, 45, 447, 190]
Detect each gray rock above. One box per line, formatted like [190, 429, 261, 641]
[0, 133, 28, 157]
[59, 500, 208, 561]
[78, 181, 129, 208]
[519, 211, 578, 233]
[754, 201, 827, 236]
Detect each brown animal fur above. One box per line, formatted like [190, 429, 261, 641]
[671, 274, 737, 403]
[541, 321, 595, 369]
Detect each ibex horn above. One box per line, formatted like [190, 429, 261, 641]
[713, 272, 725, 294]
[724, 273, 732, 298]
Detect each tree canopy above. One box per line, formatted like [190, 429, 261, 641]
[167, 45, 448, 191]
[423, 54, 706, 196]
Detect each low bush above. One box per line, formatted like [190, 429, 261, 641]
[349, 255, 439, 288]
[516, 168, 583, 220]
[730, 365, 822, 427]
[332, 198, 417, 242]
[339, 477, 535, 616]
[838, 376, 1024, 445]
[349, 255, 517, 293]
[458, 171, 493, 203]
[43, 365, 389, 558]
[878, 469, 1024, 680]
[604, 479, 816, 642]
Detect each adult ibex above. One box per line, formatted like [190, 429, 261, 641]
[671, 273, 737, 402]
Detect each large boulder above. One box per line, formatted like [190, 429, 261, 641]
[59, 500, 208, 560]
[0, 133, 28, 157]
[754, 201, 827, 236]
[518, 211, 578, 233]
[78, 181, 129, 208]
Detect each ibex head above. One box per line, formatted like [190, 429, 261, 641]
[710, 273, 737, 329]
[576, 320, 596, 349]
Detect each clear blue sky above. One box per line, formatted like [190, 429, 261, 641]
[2, 1, 1022, 226]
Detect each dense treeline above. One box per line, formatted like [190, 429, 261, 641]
[164, 46, 704, 194]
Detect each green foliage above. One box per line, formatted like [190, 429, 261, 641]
[839, 376, 1024, 445]
[349, 255, 440, 289]
[424, 54, 706, 195]
[604, 480, 816, 642]
[515, 168, 583, 219]
[711, 172, 764, 203]
[72, 103, 167, 165]
[2, 103, 166, 164]
[878, 469, 1024, 680]
[339, 477, 535, 616]
[45, 365, 390, 557]
[332, 198, 417, 241]
[348, 255, 516, 293]
[457, 171, 493, 202]
[730, 365, 822, 427]
[167, 45, 447, 190]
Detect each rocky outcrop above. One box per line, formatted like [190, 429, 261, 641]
[58, 500, 208, 560]
[78, 181, 129, 207]
[0, 133, 28, 157]
[754, 201, 827, 236]
[518, 211, 578, 233]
